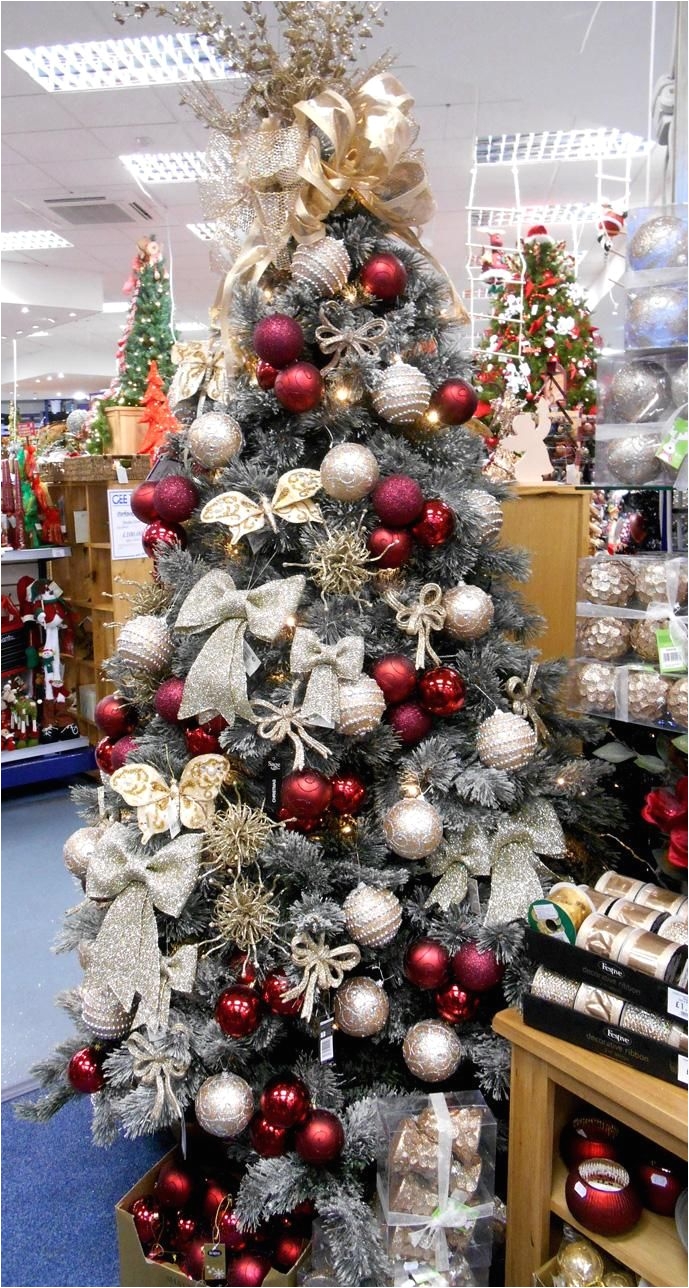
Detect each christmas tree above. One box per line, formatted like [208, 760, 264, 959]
[138, 359, 182, 459]
[22, 5, 622, 1283]
[112, 235, 176, 407]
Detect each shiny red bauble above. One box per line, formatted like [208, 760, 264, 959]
[202, 1182, 230, 1227]
[181, 1238, 208, 1281]
[404, 939, 450, 990]
[154, 677, 186, 724]
[228, 951, 257, 986]
[250, 1112, 292, 1157]
[256, 359, 279, 389]
[565, 1159, 642, 1235]
[254, 314, 304, 368]
[226, 1253, 272, 1287]
[153, 475, 199, 525]
[294, 1109, 345, 1166]
[360, 252, 408, 300]
[371, 474, 424, 527]
[142, 518, 187, 559]
[418, 667, 466, 717]
[274, 362, 324, 414]
[636, 1151, 685, 1215]
[371, 654, 417, 705]
[95, 735, 116, 774]
[153, 1160, 195, 1210]
[330, 774, 366, 816]
[261, 972, 303, 1017]
[272, 1232, 307, 1272]
[260, 1076, 311, 1128]
[281, 769, 333, 820]
[430, 378, 478, 425]
[130, 480, 160, 524]
[217, 1207, 248, 1250]
[559, 1114, 624, 1169]
[215, 985, 262, 1038]
[130, 1195, 164, 1247]
[277, 807, 323, 833]
[411, 499, 455, 548]
[185, 724, 221, 755]
[434, 982, 480, 1024]
[451, 941, 505, 993]
[110, 734, 138, 772]
[94, 693, 136, 739]
[170, 1210, 199, 1250]
[388, 700, 433, 746]
[368, 525, 413, 568]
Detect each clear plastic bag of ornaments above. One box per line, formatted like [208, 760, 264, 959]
[624, 279, 688, 353]
[595, 351, 687, 426]
[625, 205, 688, 285]
[576, 554, 688, 614]
[593, 423, 686, 489]
[567, 660, 687, 731]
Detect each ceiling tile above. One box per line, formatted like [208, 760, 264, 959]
[10, 128, 112, 163]
[1, 93, 82, 132]
[61, 88, 178, 128]
[1, 161, 58, 193]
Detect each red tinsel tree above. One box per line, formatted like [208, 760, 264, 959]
[137, 360, 181, 459]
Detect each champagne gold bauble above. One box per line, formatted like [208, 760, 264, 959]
[81, 984, 133, 1041]
[628, 213, 688, 271]
[336, 676, 386, 736]
[402, 1019, 463, 1082]
[343, 883, 402, 947]
[606, 434, 663, 485]
[319, 442, 380, 501]
[627, 670, 670, 722]
[630, 617, 669, 661]
[292, 238, 352, 294]
[476, 710, 537, 770]
[383, 797, 443, 859]
[557, 1237, 605, 1286]
[581, 559, 635, 607]
[63, 826, 102, 882]
[372, 363, 432, 426]
[333, 977, 389, 1037]
[194, 1072, 254, 1138]
[635, 560, 688, 608]
[577, 617, 631, 661]
[575, 662, 617, 713]
[189, 411, 243, 469]
[626, 284, 688, 349]
[117, 615, 173, 674]
[668, 676, 688, 727]
[608, 361, 672, 423]
[443, 583, 494, 641]
[460, 489, 503, 544]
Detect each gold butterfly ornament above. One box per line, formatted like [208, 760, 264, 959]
[200, 468, 323, 544]
[110, 754, 228, 844]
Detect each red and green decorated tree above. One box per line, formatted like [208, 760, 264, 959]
[112, 235, 176, 406]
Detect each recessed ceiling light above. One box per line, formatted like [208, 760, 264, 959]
[58, 372, 65, 378]
[187, 222, 217, 241]
[102, 301, 129, 313]
[1, 230, 73, 250]
[21, 306, 29, 314]
[120, 151, 206, 183]
[15, 329, 23, 335]
[46, 376, 52, 381]
[73, 390, 87, 399]
[69, 312, 77, 318]
[27, 330, 50, 338]
[5, 33, 238, 93]
[475, 129, 653, 165]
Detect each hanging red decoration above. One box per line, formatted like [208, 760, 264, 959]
[214, 986, 262, 1038]
[280, 770, 333, 820]
[259, 1076, 311, 1128]
[411, 499, 455, 548]
[153, 1159, 195, 1210]
[368, 526, 413, 568]
[274, 362, 324, 413]
[154, 677, 186, 724]
[272, 1233, 308, 1272]
[430, 379, 478, 425]
[95, 693, 135, 739]
[371, 654, 417, 705]
[185, 724, 222, 756]
[67, 1046, 105, 1093]
[130, 481, 160, 524]
[153, 475, 199, 525]
[261, 973, 303, 1017]
[95, 736, 116, 775]
[434, 982, 480, 1024]
[253, 315, 304, 368]
[216, 1208, 249, 1250]
[294, 1109, 345, 1166]
[418, 667, 466, 717]
[142, 518, 187, 559]
[388, 700, 433, 746]
[110, 734, 138, 772]
[330, 774, 367, 816]
[225, 1254, 273, 1287]
[451, 942, 505, 992]
[256, 359, 279, 389]
[360, 252, 408, 300]
[249, 1113, 292, 1157]
[130, 1196, 164, 1247]
[403, 939, 450, 990]
[371, 475, 424, 527]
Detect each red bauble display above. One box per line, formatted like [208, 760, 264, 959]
[411, 499, 456, 548]
[430, 379, 478, 425]
[130, 480, 159, 524]
[182, 1238, 209, 1281]
[330, 774, 367, 816]
[170, 1211, 199, 1250]
[367, 526, 413, 568]
[94, 693, 136, 739]
[153, 475, 199, 525]
[185, 724, 221, 755]
[202, 1182, 230, 1227]
[434, 982, 480, 1024]
[153, 1159, 195, 1210]
[371, 475, 424, 527]
[451, 942, 505, 993]
[256, 359, 279, 389]
[110, 734, 138, 772]
[142, 518, 187, 559]
[636, 1151, 685, 1216]
[261, 972, 303, 1017]
[130, 1196, 164, 1247]
[280, 769, 333, 820]
[154, 677, 186, 724]
[388, 700, 433, 746]
[226, 1253, 272, 1287]
[216, 1208, 248, 1250]
[360, 252, 408, 300]
[294, 1109, 345, 1166]
[559, 1115, 624, 1169]
[371, 654, 417, 705]
[565, 1159, 642, 1236]
[274, 362, 324, 413]
[215, 985, 262, 1038]
[418, 667, 466, 717]
[253, 315, 304, 368]
[95, 736, 116, 775]
[260, 1076, 311, 1128]
[249, 1113, 292, 1157]
[272, 1233, 307, 1272]
[403, 939, 450, 990]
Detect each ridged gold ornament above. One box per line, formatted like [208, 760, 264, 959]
[575, 662, 617, 713]
[476, 710, 537, 770]
[576, 617, 631, 661]
[635, 560, 688, 608]
[291, 238, 352, 295]
[402, 1019, 462, 1082]
[668, 676, 688, 727]
[343, 883, 402, 947]
[335, 676, 386, 736]
[443, 584, 494, 641]
[608, 361, 672, 423]
[333, 976, 389, 1037]
[581, 559, 635, 606]
[63, 826, 103, 883]
[606, 434, 663, 485]
[189, 411, 243, 469]
[627, 670, 671, 722]
[194, 1072, 254, 1138]
[372, 363, 431, 426]
[460, 490, 503, 544]
[117, 615, 173, 674]
[81, 984, 133, 1041]
[319, 442, 380, 501]
[630, 617, 668, 661]
[383, 797, 443, 859]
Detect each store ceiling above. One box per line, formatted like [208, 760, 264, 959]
[0, 0, 679, 402]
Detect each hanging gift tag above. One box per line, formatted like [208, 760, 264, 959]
[656, 628, 687, 675]
[319, 1015, 334, 1063]
[243, 640, 262, 676]
[265, 756, 282, 816]
[202, 1243, 227, 1282]
[114, 460, 129, 484]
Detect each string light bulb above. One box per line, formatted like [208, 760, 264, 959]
[334, 385, 350, 403]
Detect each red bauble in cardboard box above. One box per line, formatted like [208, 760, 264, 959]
[153, 1159, 195, 1209]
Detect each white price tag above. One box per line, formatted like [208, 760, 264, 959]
[667, 987, 688, 1022]
[678, 1053, 688, 1085]
[114, 459, 129, 483]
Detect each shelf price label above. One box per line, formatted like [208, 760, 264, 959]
[107, 489, 146, 560]
[667, 987, 688, 1023]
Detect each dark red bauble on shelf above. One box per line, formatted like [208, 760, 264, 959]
[142, 518, 187, 559]
[153, 1159, 195, 1210]
[185, 724, 221, 755]
[256, 359, 279, 389]
[430, 378, 478, 425]
[154, 677, 186, 724]
[181, 1238, 209, 1281]
[434, 982, 480, 1024]
[94, 693, 136, 739]
[260, 1076, 311, 1128]
[565, 1159, 642, 1236]
[368, 525, 413, 568]
[216, 1208, 248, 1250]
[250, 1112, 292, 1157]
[418, 667, 466, 717]
[130, 1196, 164, 1247]
[451, 942, 505, 993]
[253, 314, 304, 368]
[274, 362, 324, 414]
[261, 972, 303, 1017]
[404, 939, 451, 990]
[294, 1109, 345, 1166]
[411, 499, 456, 548]
[215, 985, 262, 1038]
[281, 769, 333, 820]
[330, 774, 367, 816]
[371, 474, 424, 527]
[360, 252, 408, 300]
[170, 1210, 199, 1250]
[130, 480, 159, 524]
[291, 1199, 316, 1226]
[153, 474, 199, 525]
[636, 1152, 685, 1215]
[277, 807, 323, 834]
[95, 736, 116, 775]
[388, 700, 433, 746]
[272, 1233, 307, 1272]
[110, 734, 138, 772]
[226, 1253, 273, 1287]
[202, 1182, 230, 1227]
[371, 654, 417, 705]
[559, 1114, 624, 1169]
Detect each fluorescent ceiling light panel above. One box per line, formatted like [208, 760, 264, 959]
[4, 33, 236, 93]
[475, 129, 652, 165]
[120, 151, 206, 183]
[1, 230, 73, 250]
[470, 203, 600, 228]
[187, 222, 217, 240]
[26, 330, 50, 338]
[102, 301, 129, 313]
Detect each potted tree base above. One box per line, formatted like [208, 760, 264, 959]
[104, 405, 145, 456]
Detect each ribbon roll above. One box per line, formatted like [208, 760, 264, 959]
[126, 1027, 191, 1127]
[314, 302, 389, 373]
[200, 470, 322, 546]
[252, 695, 331, 770]
[282, 931, 361, 1022]
[290, 628, 365, 728]
[384, 584, 446, 670]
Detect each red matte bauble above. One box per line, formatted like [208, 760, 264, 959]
[272, 1233, 307, 1272]
[367, 526, 413, 568]
[130, 1196, 164, 1247]
[154, 1159, 195, 1210]
[95, 736, 116, 775]
[171, 1211, 199, 1250]
[226, 1253, 272, 1287]
[215, 986, 262, 1038]
[66, 1046, 104, 1093]
[261, 972, 303, 1017]
[371, 654, 417, 705]
[142, 518, 187, 559]
[431, 379, 478, 425]
[294, 1109, 345, 1166]
[411, 499, 456, 548]
[418, 667, 466, 717]
[260, 1076, 311, 1128]
[154, 677, 186, 724]
[249, 1113, 292, 1157]
[434, 982, 480, 1024]
[94, 693, 136, 739]
[253, 315, 304, 368]
[371, 474, 424, 527]
[330, 774, 366, 816]
[636, 1153, 684, 1215]
[404, 939, 451, 990]
[202, 1182, 230, 1227]
[451, 941, 505, 993]
[274, 362, 324, 413]
[110, 734, 138, 772]
[388, 700, 433, 746]
[281, 769, 333, 819]
[360, 252, 408, 300]
[217, 1208, 248, 1250]
[153, 475, 199, 525]
[130, 480, 159, 524]
[559, 1115, 623, 1169]
[185, 724, 221, 755]
[565, 1159, 642, 1235]
[182, 1238, 209, 1281]
[256, 359, 279, 389]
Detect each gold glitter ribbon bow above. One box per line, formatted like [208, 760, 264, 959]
[126, 1028, 191, 1127]
[175, 570, 306, 725]
[84, 824, 202, 1024]
[154, 944, 198, 1033]
[252, 695, 331, 769]
[290, 627, 365, 728]
[200, 470, 322, 545]
[314, 303, 389, 373]
[425, 832, 492, 912]
[384, 584, 445, 669]
[483, 801, 565, 925]
[167, 340, 227, 408]
[282, 931, 361, 1022]
[505, 663, 550, 743]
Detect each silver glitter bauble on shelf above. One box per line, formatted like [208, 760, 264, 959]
[443, 583, 494, 641]
[628, 214, 688, 271]
[335, 676, 386, 736]
[627, 670, 671, 722]
[343, 883, 402, 947]
[63, 825, 102, 883]
[117, 615, 173, 674]
[476, 710, 537, 771]
[575, 663, 617, 713]
[608, 361, 672, 423]
[194, 1072, 254, 1138]
[383, 797, 443, 859]
[668, 676, 688, 727]
[626, 285, 688, 350]
[372, 363, 431, 426]
[460, 489, 503, 544]
[577, 617, 631, 661]
[630, 617, 668, 662]
[635, 560, 688, 608]
[333, 977, 389, 1037]
[402, 1019, 463, 1082]
[319, 442, 380, 501]
[671, 361, 688, 408]
[581, 559, 635, 607]
[81, 984, 133, 1041]
[606, 434, 663, 485]
[189, 411, 243, 469]
[66, 409, 89, 435]
[291, 238, 352, 295]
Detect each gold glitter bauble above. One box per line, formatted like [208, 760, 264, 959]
[460, 489, 503, 544]
[668, 676, 688, 727]
[602, 1271, 637, 1287]
[635, 560, 688, 608]
[607, 434, 663, 485]
[319, 442, 380, 501]
[443, 583, 494, 641]
[372, 363, 431, 426]
[557, 1237, 605, 1286]
[476, 710, 537, 770]
[581, 559, 635, 607]
[81, 984, 133, 1041]
[333, 976, 389, 1037]
[628, 213, 688, 271]
[577, 617, 631, 661]
[117, 615, 173, 674]
[291, 238, 351, 295]
[63, 826, 103, 882]
[630, 616, 668, 661]
[383, 797, 443, 859]
[343, 882, 402, 947]
[336, 676, 386, 736]
[189, 411, 243, 469]
[194, 1072, 254, 1138]
[575, 662, 617, 713]
[627, 669, 671, 721]
[608, 360, 672, 423]
[626, 284, 688, 349]
[402, 1019, 462, 1082]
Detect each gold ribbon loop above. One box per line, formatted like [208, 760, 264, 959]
[282, 931, 361, 1022]
[384, 583, 446, 669]
[315, 302, 389, 373]
[290, 628, 365, 728]
[252, 696, 331, 770]
[168, 341, 227, 407]
[126, 1028, 191, 1127]
[505, 663, 550, 743]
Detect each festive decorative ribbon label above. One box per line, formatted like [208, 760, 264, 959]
[174, 570, 305, 725]
[505, 662, 550, 743]
[282, 931, 361, 1022]
[110, 755, 227, 845]
[384, 584, 445, 669]
[252, 694, 331, 769]
[167, 340, 228, 408]
[200, 470, 322, 545]
[314, 302, 388, 373]
[126, 1026, 191, 1126]
[290, 627, 365, 728]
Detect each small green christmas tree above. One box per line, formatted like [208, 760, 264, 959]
[112, 235, 176, 406]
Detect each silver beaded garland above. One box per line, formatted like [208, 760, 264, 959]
[335, 676, 386, 736]
[333, 977, 389, 1037]
[606, 434, 664, 485]
[575, 663, 617, 713]
[291, 238, 352, 295]
[63, 826, 103, 882]
[343, 883, 402, 947]
[372, 363, 431, 426]
[460, 489, 503, 544]
[668, 677, 688, 727]
[117, 615, 173, 674]
[402, 1019, 463, 1082]
[627, 670, 671, 722]
[319, 442, 380, 501]
[194, 1072, 254, 1138]
[443, 584, 494, 641]
[383, 797, 443, 859]
[581, 559, 635, 607]
[626, 285, 688, 350]
[628, 214, 688, 271]
[608, 361, 672, 423]
[577, 617, 631, 661]
[81, 984, 133, 1041]
[476, 710, 537, 770]
[189, 411, 243, 469]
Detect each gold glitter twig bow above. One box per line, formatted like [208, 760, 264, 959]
[175, 570, 305, 725]
[384, 583, 445, 669]
[168, 340, 227, 408]
[200, 470, 322, 545]
[126, 1028, 191, 1127]
[315, 303, 388, 373]
[505, 663, 550, 743]
[282, 931, 361, 1022]
[110, 755, 228, 845]
[290, 627, 365, 728]
[481, 800, 565, 925]
[252, 694, 331, 769]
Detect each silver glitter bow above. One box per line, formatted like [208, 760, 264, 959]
[314, 302, 389, 373]
[505, 664, 550, 743]
[480, 800, 565, 925]
[425, 833, 492, 911]
[290, 627, 365, 728]
[154, 944, 198, 1033]
[126, 1027, 191, 1127]
[175, 570, 305, 725]
[252, 694, 331, 769]
[282, 931, 361, 1022]
[384, 583, 446, 669]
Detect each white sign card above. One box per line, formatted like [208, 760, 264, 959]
[107, 488, 147, 560]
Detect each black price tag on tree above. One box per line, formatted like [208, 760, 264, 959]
[265, 756, 283, 817]
[319, 1015, 334, 1063]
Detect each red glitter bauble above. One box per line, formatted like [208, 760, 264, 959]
[451, 942, 505, 993]
[67, 1045, 105, 1093]
[215, 986, 262, 1038]
[388, 700, 433, 746]
[403, 939, 450, 990]
[110, 734, 138, 772]
[130, 1196, 164, 1247]
[565, 1159, 642, 1236]
[418, 667, 466, 717]
[256, 359, 278, 389]
[330, 774, 366, 816]
[559, 1115, 623, 1169]
[260, 1076, 311, 1128]
[142, 518, 187, 559]
[202, 1182, 230, 1228]
[411, 499, 455, 548]
[367, 526, 413, 568]
[130, 480, 159, 524]
[277, 807, 323, 834]
[485, 436, 499, 451]
[430, 379, 478, 425]
[170, 1211, 199, 1251]
[185, 724, 221, 755]
[249, 1113, 292, 1157]
[261, 973, 303, 1017]
[182, 1238, 209, 1281]
[217, 1208, 248, 1250]
[360, 252, 408, 300]
[226, 1253, 272, 1287]
[154, 677, 186, 724]
[95, 736, 116, 774]
[294, 1109, 345, 1166]
[371, 475, 424, 527]
[274, 362, 324, 413]
[371, 654, 417, 705]
[94, 693, 135, 739]
[153, 475, 199, 525]
[154, 1159, 195, 1210]
[253, 315, 304, 368]
[434, 982, 480, 1024]
[272, 1232, 307, 1272]
[636, 1152, 685, 1215]
[281, 769, 333, 820]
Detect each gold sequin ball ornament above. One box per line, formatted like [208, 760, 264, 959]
[63, 825, 104, 884]
[627, 670, 671, 722]
[372, 363, 432, 426]
[476, 710, 538, 771]
[635, 560, 688, 608]
[188, 411, 243, 469]
[291, 238, 352, 295]
[81, 984, 133, 1041]
[402, 1019, 463, 1082]
[577, 617, 631, 661]
[333, 976, 389, 1037]
[557, 1237, 605, 1287]
[630, 617, 669, 662]
[443, 583, 494, 641]
[607, 434, 663, 485]
[669, 676, 688, 727]
[117, 615, 173, 674]
[343, 883, 402, 947]
[581, 559, 635, 607]
[460, 489, 503, 544]
[336, 675, 386, 736]
[383, 797, 443, 859]
[575, 662, 617, 713]
[194, 1072, 254, 1138]
[319, 442, 380, 501]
